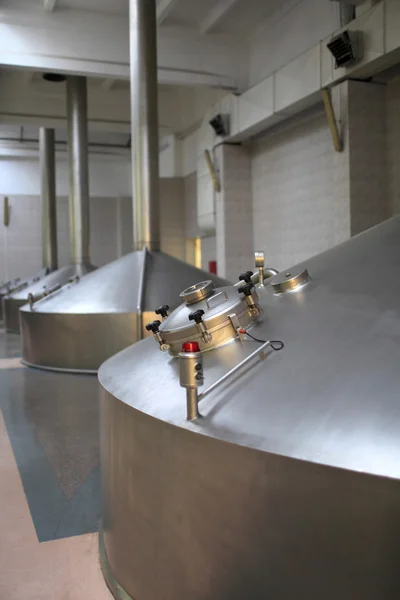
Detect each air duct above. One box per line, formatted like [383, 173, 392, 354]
[4, 79, 95, 332]
[19, 0, 230, 373]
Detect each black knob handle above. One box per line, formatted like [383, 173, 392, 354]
[238, 283, 253, 297]
[239, 271, 254, 284]
[155, 304, 169, 319]
[145, 319, 162, 333]
[188, 309, 205, 324]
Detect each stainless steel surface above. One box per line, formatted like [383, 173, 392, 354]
[254, 250, 264, 285]
[4, 85, 94, 333]
[180, 280, 215, 305]
[67, 76, 90, 264]
[130, 0, 160, 252]
[159, 283, 260, 355]
[179, 348, 203, 420]
[3, 264, 93, 333]
[99, 215, 400, 599]
[263, 267, 279, 277]
[198, 339, 270, 403]
[40, 128, 58, 271]
[136, 247, 147, 341]
[270, 266, 310, 293]
[12, 76, 94, 336]
[20, 252, 229, 372]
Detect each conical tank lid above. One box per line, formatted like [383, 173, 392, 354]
[6, 264, 95, 302]
[19, 252, 230, 315]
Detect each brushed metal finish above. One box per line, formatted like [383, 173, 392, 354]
[160, 284, 259, 355]
[3, 264, 94, 333]
[180, 280, 215, 305]
[270, 266, 310, 294]
[20, 252, 229, 372]
[130, 0, 160, 252]
[99, 215, 400, 599]
[67, 76, 90, 264]
[40, 128, 58, 271]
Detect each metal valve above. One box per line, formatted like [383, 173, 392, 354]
[238, 283, 261, 317]
[239, 271, 254, 284]
[155, 304, 169, 320]
[188, 309, 212, 344]
[179, 341, 204, 421]
[145, 319, 170, 352]
[254, 251, 265, 286]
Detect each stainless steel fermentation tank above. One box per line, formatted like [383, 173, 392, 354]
[4, 78, 95, 332]
[99, 215, 400, 600]
[19, 0, 229, 373]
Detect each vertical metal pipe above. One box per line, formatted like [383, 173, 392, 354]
[129, 0, 161, 252]
[66, 76, 91, 264]
[40, 128, 58, 271]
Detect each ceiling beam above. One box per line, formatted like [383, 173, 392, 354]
[157, 0, 178, 25]
[43, 0, 57, 11]
[0, 5, 243, 90]
[200, 0, 240, 34]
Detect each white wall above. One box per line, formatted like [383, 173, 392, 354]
[251, 107, 350, 270]
[179, 130, 198, 178]
[0, 155, 187, 280]
[249, 0, 340, 87]
[348, 80, 388, 235]
[0, 155, 132, 197]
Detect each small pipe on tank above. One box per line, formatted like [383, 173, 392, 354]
[186, 388, 200, 422]
[40, 128, 58, 272]
[66, 76, 91, 265]
[129, 0, 161, 252]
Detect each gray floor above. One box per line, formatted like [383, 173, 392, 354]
[0, 327, 101, 541]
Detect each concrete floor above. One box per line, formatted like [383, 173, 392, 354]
[0, 326, 112, 599]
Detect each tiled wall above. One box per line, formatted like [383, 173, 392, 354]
[215, 143, 253, 281]
[348, 80, 389, 235]
[251, 106, 350, 271]
[250, 80, 390, 271]
[0, 179, 186, 281]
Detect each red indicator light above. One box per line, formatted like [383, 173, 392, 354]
[182, 341, 200, 353]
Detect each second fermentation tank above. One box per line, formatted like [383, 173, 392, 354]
[19, 0, 229, 373]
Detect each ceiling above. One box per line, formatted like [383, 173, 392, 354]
[37, 0, 285, 37]
[0, 67, 226, 141]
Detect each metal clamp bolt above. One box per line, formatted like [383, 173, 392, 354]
[238, 283, 261, 317]
[239, 271, 254, 284]
[145, 320, 170, 352]
[155, 304, 169, 320]
[188, 309, 212, 344]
